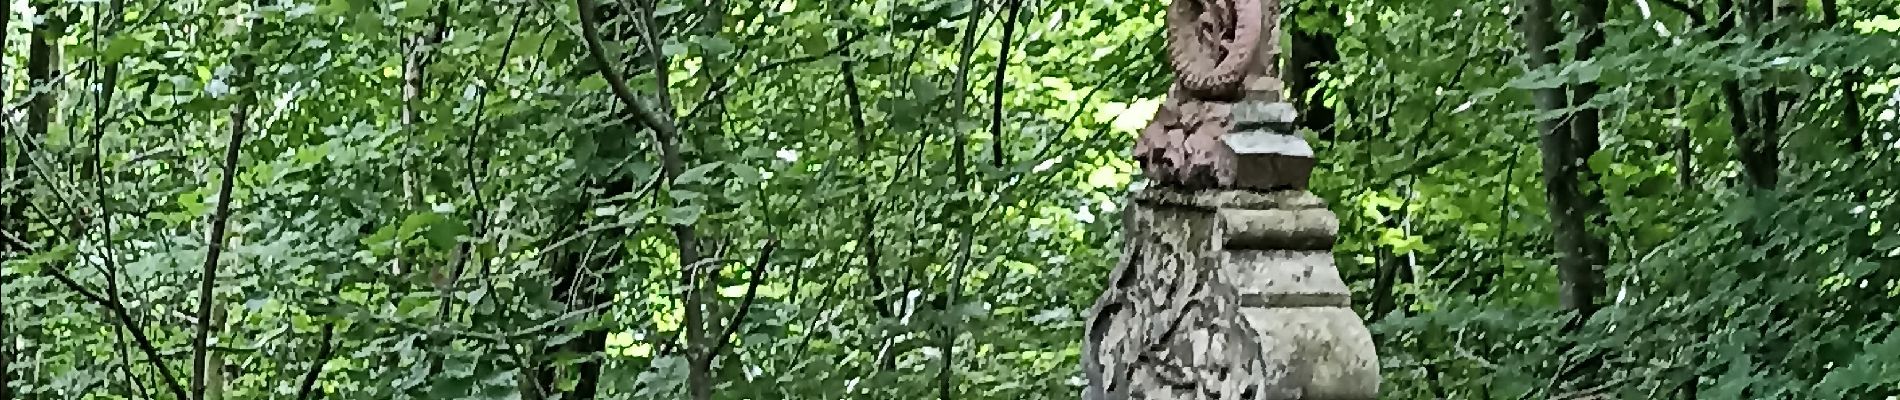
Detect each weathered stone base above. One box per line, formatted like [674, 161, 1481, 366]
[1082, 187, 1379, 400]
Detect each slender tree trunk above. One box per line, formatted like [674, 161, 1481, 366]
[685, 2, 727, 399]
[988, 0, 1023, 168]
[401, 1, 448, 282]
[11, 7, 59, 400]
[190, 14, 260, 400]
[404, 3, 460, 389]
[1670, 86, 1696, 189]
[939, 4, 990, 399]
[1368, 222, 1403, 322]
[838, 20, 905, 370]
[1722, 0, 1782, 190]
[1566, 0, 1611, 317]
[1515, 0, 1602, 317]
[26, 2, 54, 158]
[205, 307, 226, 400]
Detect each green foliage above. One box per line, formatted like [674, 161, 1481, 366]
[0, 0, 1897, 399]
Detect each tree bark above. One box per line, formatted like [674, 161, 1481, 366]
[1721, 0, 1782, 190]
[988, 0, 1023, 168]
[1515, 0, 1603, 317]
[1566, 0, 1611, 317]
[26, 1, 54, 160]
[684, 2, 726, 398]
[293, 322, 336, 400]
[190, 16, 260, 400]
[1675, 94, 1696, 189]
[939, 5, 991, 399]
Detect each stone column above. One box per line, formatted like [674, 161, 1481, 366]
[1081, 0, 1380, 399]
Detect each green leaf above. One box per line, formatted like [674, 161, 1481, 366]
[677, 162, 723, 184]
[1506, 68, 1564, 90]
[662, 205, 704, 226]
[912, 76, 941, 105]
[1571, 61, 1602, 84]
[402, 0, 435, 18]
[1587, 151, 1613, 173]
[102, 35, 146, 63]
[398, 212, 468, 251]
[13, 245, 77, 276]
[699, 36, 735, 56]
[353, 12, 385, 35]
[730, 163, 762, 183]
[654, 3, 686, 16]
[1877, 235, 1900, 255]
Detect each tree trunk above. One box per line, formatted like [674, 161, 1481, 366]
[1515, 0, 1603, 317]
[26, 2, 54, 158]
[1671, 86, 1696, 189]
[988, 0, 1024, 168]
[686, 2, 727, 399]
[938, 5, 990, 399]
[190, 16, 260, 400]
[1567, 0, 1611, 316]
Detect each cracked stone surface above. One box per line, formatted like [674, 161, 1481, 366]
[1081, 187, 1380, 400]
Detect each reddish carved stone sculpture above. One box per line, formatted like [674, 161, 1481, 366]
[1166, 0, 1261, 99]
[1136, 0, 1311, 191]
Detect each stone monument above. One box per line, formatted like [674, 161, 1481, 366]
[1080, 0, 1381, 398]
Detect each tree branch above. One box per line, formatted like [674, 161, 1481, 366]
[190, 15, 263, 400]
[573, 2, 709, 400]
[293, 322, 336, 400]
[988, 0, 1024, 168]
[4, 233, 189, 400]
[703, 239, 779, 368]
[574, 0, 681, 142]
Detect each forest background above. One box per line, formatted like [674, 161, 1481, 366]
[1, 0, 1898, 399]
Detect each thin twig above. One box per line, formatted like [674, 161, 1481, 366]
[703, 239, 780, 367]
[988, 0, 1024, 168]
[292, 322, 336, 400]
[33, 255, 188, 399]
[456, 5, 528, 306]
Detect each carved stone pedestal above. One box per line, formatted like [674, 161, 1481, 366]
[1087, 0, 1380, 397]
[1082, 188, 1380, 400]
